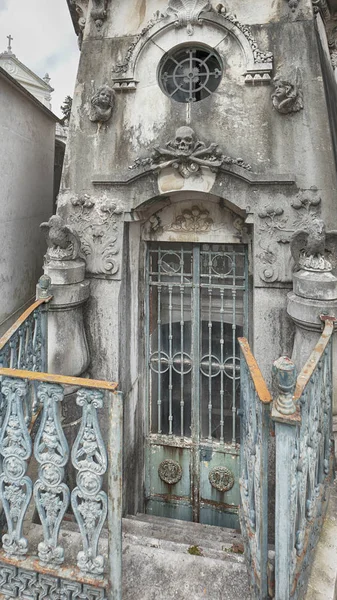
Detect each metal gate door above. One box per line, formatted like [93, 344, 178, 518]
[145, 243, 248, 527]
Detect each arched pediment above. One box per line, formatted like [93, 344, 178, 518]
[111, 3, 273, 87]
[141, 195, 247, 244]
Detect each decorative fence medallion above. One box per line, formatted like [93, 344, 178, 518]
[208, 467, 234, 492]
[158, 459, 182, 485]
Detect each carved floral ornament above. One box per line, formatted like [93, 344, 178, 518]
[111, 1, 273, 84]
[129, 126, 251, 179]
[67, 194, 123, 278]
[257, 186, 324, 283]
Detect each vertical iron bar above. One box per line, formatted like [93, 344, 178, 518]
[107, 391, 123, 600]
[220, 287, 225, 444]
[232, 252, 237, 444]
[180, 248, 185, 437]
[168, 284, 173, 435]
[232, 287, 237, 444]
[208, 296, 212, 441]
[40, 303, 49, 374]
[157, 248, 162, 434]
[191, 245, 200, 522]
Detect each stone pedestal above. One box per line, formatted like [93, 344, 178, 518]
[42, 258, 90, 377]
[287, 269, 337, 411]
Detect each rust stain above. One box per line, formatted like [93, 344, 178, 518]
[238, 337, 272, 404]
[0, 367, 118, 392]
[0, 297, 52, 350]
[0, 552, 108, 588]
[294, 318, 335, 401]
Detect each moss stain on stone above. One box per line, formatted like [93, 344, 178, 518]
[187, 545, 203, 556]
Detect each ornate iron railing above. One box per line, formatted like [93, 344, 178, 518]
[0, 290, 123, 600]
[0, 294, 51, 429]
[238, 337, 272, 600]
[0, 371, 122, 600]
[272, 317, 335, 600]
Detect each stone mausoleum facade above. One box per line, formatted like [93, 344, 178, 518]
[52, 0, 337, 525]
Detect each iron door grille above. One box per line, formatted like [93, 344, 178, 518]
[146, 243, 248, 444]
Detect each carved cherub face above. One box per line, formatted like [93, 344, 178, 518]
[273, 79, 292, 100]
[93, 85, 114, 110]
[174, 126, 196, 155]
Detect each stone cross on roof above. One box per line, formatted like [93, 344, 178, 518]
[7, 34, 13, 53]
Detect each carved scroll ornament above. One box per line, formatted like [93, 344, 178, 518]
[129, 126, 251, 178]
[69, 195, 123, 278]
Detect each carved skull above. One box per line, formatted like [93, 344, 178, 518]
[174, 126, 196, 155]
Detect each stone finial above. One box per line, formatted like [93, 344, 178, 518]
[40, 215, 81, 262]
[89, 84, 115, 123]
[272, 356, 297, 415]
[290, 218, 337, 272]
[37, 274, 51, 298]
[272, 69, 303, 114]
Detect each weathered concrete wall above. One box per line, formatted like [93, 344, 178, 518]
[0, 71, 55, 335]
[60, 0, 337, 513]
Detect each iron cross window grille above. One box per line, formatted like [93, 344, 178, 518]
[146, 243, 248, 444]
[159, 45, 223, 103]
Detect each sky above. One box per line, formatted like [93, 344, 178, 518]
[0, 0, 79, 117]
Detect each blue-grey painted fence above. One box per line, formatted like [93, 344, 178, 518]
[0, 276, 123, 600]
[238, 337, 272, 600]
[272, 318, 335, 600]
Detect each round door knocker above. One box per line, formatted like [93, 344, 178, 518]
[209, 466, 234, 493]
[158, 459, 182, 485]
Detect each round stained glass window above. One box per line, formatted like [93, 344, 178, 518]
[159, 45, 223, 103]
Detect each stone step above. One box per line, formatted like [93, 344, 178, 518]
[123, 531, 245, 563]
[20, 514, 250, 599]
[122, 542, 251, 600]
[123, 513, 244, 554]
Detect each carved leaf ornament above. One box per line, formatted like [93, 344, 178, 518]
[167, 0, 212, 35]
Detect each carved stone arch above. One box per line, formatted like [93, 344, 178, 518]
[138, 192, 248, 245]
[111, 9, 273, 85]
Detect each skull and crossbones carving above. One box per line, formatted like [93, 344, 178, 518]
[173, 126, 197, 155]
